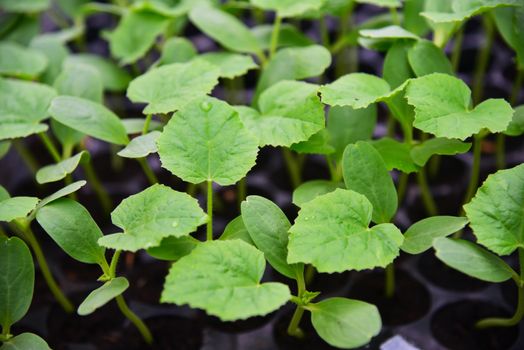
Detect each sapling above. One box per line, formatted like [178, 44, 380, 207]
[0, 237, 51, 350]
[433, 164, 524, 328]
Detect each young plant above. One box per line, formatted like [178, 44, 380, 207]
[433, 163, 524, 327]
[0, 237, 51, 350]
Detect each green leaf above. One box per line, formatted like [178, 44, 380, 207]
[407, 40, 453, 77]
[121, 118, 162, 135]
[464, 164, 524, 255]
[0, 42, 47, 78]
[161, 240, 291, 321]
[355, 0, 400, 7]
[288, 189, 404, 272]
[0, 333, 50, 350]
[30, 35, 69, 85]
[105, 9, 169, 64]
[251, 24, 314, 50]
[359, 25, 419, 51]
[254, 45, 331, 101]
[77, 277, 129, 316]
[65, 54, 132, 92]
[238, 81, 325, 147]
[310, 297, 381, 349]
[0, 142, 10, 160]
[383, 41, 414, 89]
[0, 186, 9, 202]
[402, 216, 469, 254]
[292, 180, 343, 207]
[36, 151, 89, 184]
[494, 7, 524, 70]
[219, 216, 254, 245]
[406, 73, 514, 140]
[422, 0, 519, 24]
[117, 131, 161, 158]
[189, 5, 262, 54]
[0, 237, 34, 331]
[127, 60, 220, 115]
[343, 141, 398, 223]
[410, 137, 471, 166]
[0, 197, 39, 222]
[98, 184, 207, 252]
[157, 97, 259, 185]
[50, 120, 84, 148]
[36, 198, 106, 265]
[196, 53, 258, 79]
[0, 78, 56, 140]
[250, 0, 324, 17]
[241, 196, 302, 279]
[48, 96, 129, 145]
[403, 0, 430, 36]
[371, 137, 419, 173]
[0, 0, 50, 12]
[290, 129, 335, 155]
[35, 180, 87, 211]
[434, 238, 515, 282]
[327, 105, 377, 162]
[147, 236, 198, 261]
[53, 63, 103, 103]
[319, 73, 391, 109]
[157, 37, 197, 65]
[504, 105, 524, 136]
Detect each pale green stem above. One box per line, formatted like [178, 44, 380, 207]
[115, 295, 153, 344]
[207, 180, 213, 241]
[79, 144, 112, 215]
[462, 134, 482, 208]
[416, 168, 438, 216]
[472, 15, 494, 105]
[385, 263, 395, 298]
[287, 269, 306, 338]
[282, 149, 302, 188]
[38, 132, 61, 163]
[451, 27, 464, 73]
[12, 140, 39, 175]
[269, 15, 282, 58]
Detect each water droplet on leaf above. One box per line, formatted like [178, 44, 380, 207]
[200, 101, 212, 112]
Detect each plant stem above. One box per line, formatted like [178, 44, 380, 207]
[389, 7, 400, 26]
[397, 172, 409, 206]
[142, 114, 152, 135]
[207, 180, 213, 241]
[496, 69, 523, 169]
[237, 177, 247, 208]
[416, 168, 438, 216]
[12, 140, 39, 175]
[282, 149, 302, 188]
[319, 17, 330, 48]
[287, 270, 306, 338]
[472, 15, 494, 105]
[384, 263, 395, 298]
[137, 158, 158, 185]
[115, 295, 153, 344]
[79, 144, 112, 215]
[14, 222, 74, 313]
[476, 248, 524, 328]
[109, 250, 122, 278]
[38, 132, 61, 162]
[269, 15, 282, 59]
[462, 135, 482, 207]
[451, 27, 464, 73]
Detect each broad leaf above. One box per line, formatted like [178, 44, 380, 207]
[78, 277, 129, 316]
[0, 0, 50, 12]
[36, 198, 106, 265]
[464, 164, 524, 255]
[36, 151, 89, 184]
[402, 216, 469, 254]
[371, 138, 419, 173]
[0, 78, 56, 140]
[147, 236, 198, 261]
[327, 105, 377, 162]
[65, 54, 132, 92]
[219, 216, 254, 245]
[319, 73, 391, 109]
[127, 60, 220, 114]
[98, 184, 207, 252]
[0, 197, 39, 222]
[383, 41, 414, 89]
[310, 297, 381, 349]
[505, 105, 524, 136]
[196, 53, 258, 79]
[157, 37, 197, 65]
[290, 129, 334, 155]
[406, 73, 514, 140]
[105, 8, 169, 64]
[422, 0, 519, 25]
[0, 237, 34, 331]
[0, 333, 51, 350]
[189, 5, 262, 54]
[157, 97, 259, 185]
[48, 96, 129, 145]
[53, 63, 103, 103]
[343, 141, 397, 223]
[238, 81, 325, 147]
[288, 189, 404, 272]
[355, 0, 400, 7]
[241, 196, 302, 279]
[30, 35, 69, 85]
[0, 142, 10, 160]
[434, 238, 515, 282]
[0, 42, 47, 78]
[117, 131, 161, 158]
[359, 25, 419, 51]
[252, 24, 313, 50]
[250, 0, 324, 17]
[161, 240, 291, 321]
[254, 45, 331, 101]
[410, 138, 471, 166]
[407, 40, 453, 76]
[494, 7, 524, 70]
[292, 180, 343, 207]
[121, 118, 162, 135]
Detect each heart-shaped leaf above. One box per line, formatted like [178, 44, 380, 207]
[288, 189, 404, 273]
[161, 240, 291, 321]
